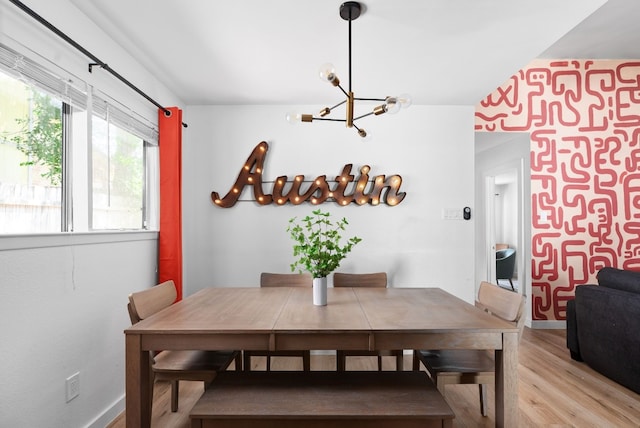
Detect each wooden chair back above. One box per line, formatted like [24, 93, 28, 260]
[413, 281, 526, 416]
[476, 281, 526, 336]
[260, 272, 312, 287]
[128, 280, 177, 324]
[333, 272, 387, 288]
[126, 279, 240, 412]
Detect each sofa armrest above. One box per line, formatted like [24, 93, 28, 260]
[565, 298, 582, 361]
[596, 267, 640, 294]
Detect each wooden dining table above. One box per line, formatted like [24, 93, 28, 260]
[125, 286, 519, 427]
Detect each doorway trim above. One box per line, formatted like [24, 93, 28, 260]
[474, 132, 531, 326]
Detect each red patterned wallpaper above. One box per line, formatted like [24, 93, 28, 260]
[475, 59, 640, 321]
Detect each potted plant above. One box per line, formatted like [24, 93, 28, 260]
[287, 209, 362, 305]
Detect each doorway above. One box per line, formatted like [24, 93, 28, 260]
[488, 168, 520, 290]
[475, 132, 530, 319]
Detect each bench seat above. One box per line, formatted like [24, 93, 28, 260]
[190, 371, 454, 428]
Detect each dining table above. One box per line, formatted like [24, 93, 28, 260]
[125, 286, 519, 427]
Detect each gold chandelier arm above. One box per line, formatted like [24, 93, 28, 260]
[347, 91, 354, 127]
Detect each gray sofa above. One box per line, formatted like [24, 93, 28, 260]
[566, 267, 640, 394]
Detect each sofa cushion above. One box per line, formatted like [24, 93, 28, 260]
[596, 267, 640, 294]
[575, 284, 640, 394]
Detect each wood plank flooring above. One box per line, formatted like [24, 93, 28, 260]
[108, 328, 640, 428]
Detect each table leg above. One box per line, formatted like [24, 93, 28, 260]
[126, 334, 151, 428]
[495, 331, 518, 428]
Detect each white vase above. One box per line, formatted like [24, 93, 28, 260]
[313, 277, 328, 306]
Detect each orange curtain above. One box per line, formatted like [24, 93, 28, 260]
[158, 107, 183, 301]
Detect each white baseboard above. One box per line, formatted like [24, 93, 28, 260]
[88, 395, 124, 428]
[530, 320, 566, 329]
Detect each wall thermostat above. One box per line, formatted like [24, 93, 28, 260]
[463, 206, 471, 220]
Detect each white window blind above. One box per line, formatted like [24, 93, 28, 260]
[92, 90, 158, 145]
[0, 42, 158, 143]
[0, 43, 87, 110]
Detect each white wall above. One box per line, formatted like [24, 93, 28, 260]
[0, 233, 158, 428]
[183, 105, 477, 302]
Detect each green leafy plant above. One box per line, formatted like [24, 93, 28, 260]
[287, 209, 362, 278]
[9, 89, 63, 185]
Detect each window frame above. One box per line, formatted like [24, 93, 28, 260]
[0, 42, 159, 236]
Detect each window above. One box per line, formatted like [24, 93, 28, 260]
[91, 115, 145, 229]
[0, 43, 158, 234]
[0, 70, 64, 233]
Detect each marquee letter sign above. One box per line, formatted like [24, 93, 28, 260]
[211, 141, 405, 207]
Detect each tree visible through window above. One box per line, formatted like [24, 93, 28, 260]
[0, 71, 63, 233]
[92, 116, 144, 230]
[11, 90, 62, 185]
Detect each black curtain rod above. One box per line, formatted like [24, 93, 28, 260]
[8, 0, 187, 128]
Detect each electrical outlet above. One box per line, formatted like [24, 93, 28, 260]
[66, 372, 80, 402]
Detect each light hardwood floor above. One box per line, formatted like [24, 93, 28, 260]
[108, 328, 640, 427]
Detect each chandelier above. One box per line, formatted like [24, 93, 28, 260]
[286, 1, 411, 139]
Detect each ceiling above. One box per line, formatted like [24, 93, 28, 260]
[64, 0, 638, 107]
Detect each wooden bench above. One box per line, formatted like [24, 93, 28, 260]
[190, 371, 454, 428]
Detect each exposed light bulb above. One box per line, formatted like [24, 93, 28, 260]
[358, 129, 372, 142]
[384, 96, 401, 115]
[286, 111, 303, 124]
[318, 63, 339, 86]
[398, 93, 412, 109]
[358, 128, 372, 142]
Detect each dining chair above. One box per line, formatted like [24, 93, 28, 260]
[412, 281, 526, 416]
[333, 272, 404, 371]
[127, 280, 241, 412]
[242, 272, 312, 371]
